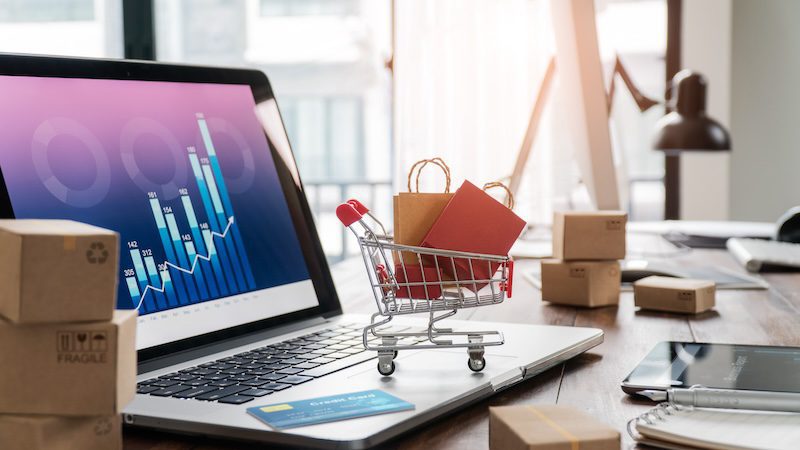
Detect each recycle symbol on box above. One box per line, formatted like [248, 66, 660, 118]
[86, 241, 109, 264]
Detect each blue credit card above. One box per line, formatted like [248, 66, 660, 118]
[247, 389, 415, 429]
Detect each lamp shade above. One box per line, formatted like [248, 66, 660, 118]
[653, 70, 731, 154]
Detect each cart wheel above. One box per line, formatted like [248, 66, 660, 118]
[468, 357, 486, 372]
[392, 350, 398, 360]
[378, 361, 396, 376]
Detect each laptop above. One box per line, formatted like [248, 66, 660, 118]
[0, 54, 603, 449]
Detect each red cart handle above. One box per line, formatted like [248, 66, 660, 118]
[346, 198, 370, 215]
[336, 202, 363, 227]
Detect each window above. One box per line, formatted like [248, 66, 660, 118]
[0, 0, 122, 57]
[154, 0, 393, 261]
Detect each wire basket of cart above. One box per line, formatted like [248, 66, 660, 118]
[336, 199, 514, 376]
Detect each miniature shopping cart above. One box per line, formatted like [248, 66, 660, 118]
[336, 199, 514, 376]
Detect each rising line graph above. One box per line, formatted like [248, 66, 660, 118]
[135, 216, 235, 311]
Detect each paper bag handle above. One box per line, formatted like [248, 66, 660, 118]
[407, 158, 451, 193]
[482, 181, 515, 210]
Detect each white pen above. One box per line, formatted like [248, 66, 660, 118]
[638, 386, 800, 413]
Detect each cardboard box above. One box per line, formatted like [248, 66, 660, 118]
[490, 405, 620, 450]
[552, 211, 627, 260]
[0, 414, 121, 450]
[0, 219, 119, 324]
[0, 310, 136, 415]
[634, 276, 716, 314]
[540, 260, 620, 308]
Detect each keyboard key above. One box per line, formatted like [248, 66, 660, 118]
[279, 375, 313, 385]
[209, 363, 235, 370]
[137, 385, 161, 394]
[202, 374, 227, 381]
[196, 385, 250, 401]
[269, 353, 293, 360]
[173, 386, 220, 399]
[310, 357, 334, 364]
[292, 362, 320, 369]
[260, 382, 291, 391]
[287, 348, 309, 354]
[302, 343, 326, 350]
[263, 363, 290, 370]
[151, 379, 180, 388]
[328, 344, 348, 350]
[151, 385, 192, 397]
[241, 379, 270, 387]
[228, 375, 255, 382]
[248, 369, 274, 376]
[184, 379, 207, 387]
[303, 335, 326, 342]
[220, 357, 248, 364]
[221, 368, 247, 375]
[258, 373, 287, 381]
[276, 367, 304, 375]
[303, 351, 376, 377]
[316, 339, 339, 346]
[218, 395, 254, 405]
[327, 352, 350, 359]
[210, 380, 237, 387]
[296, 354, 320, 360]
[191, 368, 217, 376]
[311, 349, 335, 355]
[241, 363, 265, 370]
[173, 374, 198, 382]
[240, 388, 272, 397]
[282, 358, 307, 365]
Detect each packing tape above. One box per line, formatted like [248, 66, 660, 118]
[63, 236, 77, 251]
[526, 406, 580, 450]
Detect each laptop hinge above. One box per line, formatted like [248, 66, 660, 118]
[137, 316, 329, 374]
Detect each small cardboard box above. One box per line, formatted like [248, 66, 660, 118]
[0, 219, 119, 324]
[490, 405, 620, 450]
[634, 276, 716, 314]
[0, 414, 121, 450]
[541, 260, 620, 308]
[0, 310, 136, 415]
[552, 211, 627, 260]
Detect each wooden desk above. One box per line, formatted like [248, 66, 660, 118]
[125, 247, 800, 449]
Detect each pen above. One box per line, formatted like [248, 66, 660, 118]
[639, 386, 800, 413]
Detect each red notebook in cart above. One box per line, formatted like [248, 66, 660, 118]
[420, 181, 525, 291]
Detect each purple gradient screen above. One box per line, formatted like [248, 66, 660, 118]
[0, 75, 310, 314]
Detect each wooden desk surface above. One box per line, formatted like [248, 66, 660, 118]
[125, 247, 800, 449]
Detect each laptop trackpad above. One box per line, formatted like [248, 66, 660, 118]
[345, 350, 519, 407]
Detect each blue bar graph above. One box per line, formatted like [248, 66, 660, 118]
[144, 255, 169, 309]
[197, 114, 257, 290]
[201, 163, 247, 291]
[125, 276, 142, 312]
[182, 194, 221, 297]
[188, 150, 239, 293]
[123, 111, 259, 315]
[130, 249, 155, 312]
[165, 212, 201, 302]
[149, 198, 190, 305]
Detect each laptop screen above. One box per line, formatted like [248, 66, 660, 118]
[0, 74, 320, 350]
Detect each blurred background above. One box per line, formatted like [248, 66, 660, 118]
[0, 0, 790, 264]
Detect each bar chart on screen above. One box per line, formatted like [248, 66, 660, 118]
[123, 113, 257, 314]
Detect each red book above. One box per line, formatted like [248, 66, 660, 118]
[420, 181, 525, 292]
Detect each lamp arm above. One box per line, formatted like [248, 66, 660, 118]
[608, 55, 661, 114]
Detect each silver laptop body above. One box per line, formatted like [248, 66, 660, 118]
[0, 54, 603, 449]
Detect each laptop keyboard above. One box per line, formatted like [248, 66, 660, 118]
[137, 323, 376, 405]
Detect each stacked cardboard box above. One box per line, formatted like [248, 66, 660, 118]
[541, 212, 627, 308]
[0, 220, 136, 450]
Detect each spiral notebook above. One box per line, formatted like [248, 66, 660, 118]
[629, 404, 800, 450]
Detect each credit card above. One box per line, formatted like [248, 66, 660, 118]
[247, 389, 415, 429]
